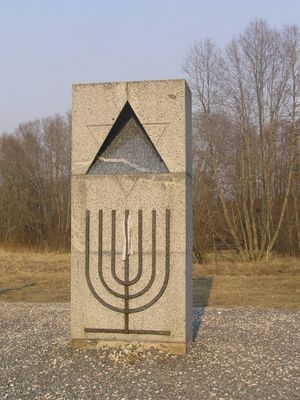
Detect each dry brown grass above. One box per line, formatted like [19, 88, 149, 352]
[0, 248, 299, 308]
[193, 254, 300, 309]
[0, 249, 70, 302]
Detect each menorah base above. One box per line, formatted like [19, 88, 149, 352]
[70, 338, 187, 355]
[84, 327, 170, 335]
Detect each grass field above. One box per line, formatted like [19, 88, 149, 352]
[0, 250, 70, 302]
[0, 249, 299, 308]
[193, 256, 300, 309]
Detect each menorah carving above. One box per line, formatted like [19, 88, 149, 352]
[84, 209, 171, 336]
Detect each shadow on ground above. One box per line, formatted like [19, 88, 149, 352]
[192, 276, 213, 340]
[193, 277, 213, 307]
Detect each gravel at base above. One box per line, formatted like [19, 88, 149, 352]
[0, 303, 299, 400]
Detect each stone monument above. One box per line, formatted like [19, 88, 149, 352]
[71, 79, 192, 354]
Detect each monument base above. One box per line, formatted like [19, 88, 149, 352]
[69, 338, 188, 356]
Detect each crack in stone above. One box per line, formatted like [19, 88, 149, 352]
[98, 157, 151, 173]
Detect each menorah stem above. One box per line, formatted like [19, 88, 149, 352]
[124, 210, 130, 333]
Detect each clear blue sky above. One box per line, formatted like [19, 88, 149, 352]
[1, 0, 300, 133]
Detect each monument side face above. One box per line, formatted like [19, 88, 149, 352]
[71, 80, 192, 354]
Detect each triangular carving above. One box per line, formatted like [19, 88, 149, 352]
[116, 176, 139, 197]
[87, 102, 169, 174]
[143, 124, 168, 147]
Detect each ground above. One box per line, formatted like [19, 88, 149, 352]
[0, 249, 299, 308]
[0, 303, 299, 399]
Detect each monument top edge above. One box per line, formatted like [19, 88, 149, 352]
[72, 78, 188, 88]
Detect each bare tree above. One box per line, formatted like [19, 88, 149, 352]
[183, 20, 300, 260]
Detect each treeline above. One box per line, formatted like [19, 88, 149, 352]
[0, 113, 71, 250]
[184, 20, 300, 260]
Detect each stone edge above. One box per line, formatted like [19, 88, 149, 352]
[69, 339, 187, 356]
